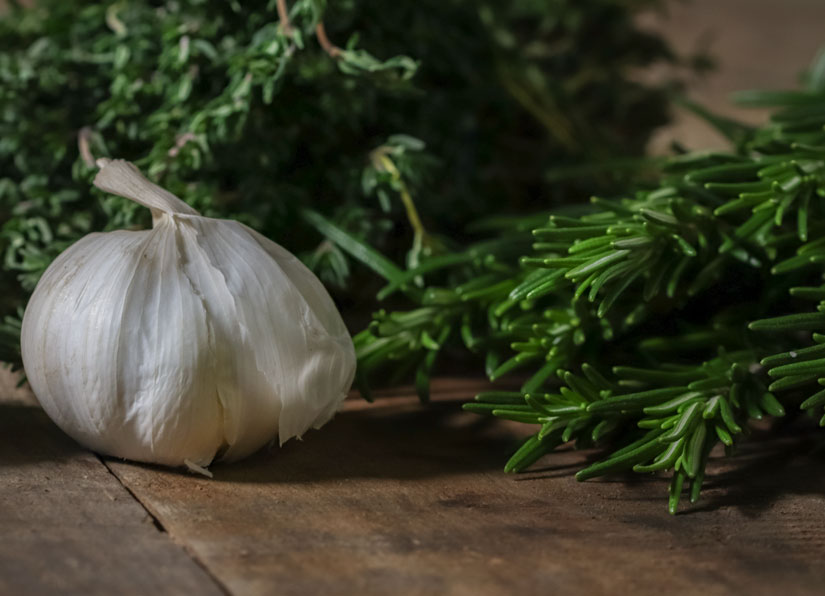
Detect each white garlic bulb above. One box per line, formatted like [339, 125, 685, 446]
[21, 159, 356, 473]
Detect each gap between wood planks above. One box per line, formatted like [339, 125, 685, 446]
[0, 398, 227, 596]
[5, 377, 825, 594]
[97, 455, 233, 596]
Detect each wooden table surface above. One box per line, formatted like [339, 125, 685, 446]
[2, 377, 825, 596]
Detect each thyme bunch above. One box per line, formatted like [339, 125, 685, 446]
[0, 0, 689, 365]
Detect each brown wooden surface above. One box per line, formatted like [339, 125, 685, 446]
[3, 379, 825, 595]
[0, 401, 225, 596]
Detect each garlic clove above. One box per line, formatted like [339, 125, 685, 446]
[114, 218, 225, 466]
[178, 216, 355, 457]
[23, 231, 151, 452]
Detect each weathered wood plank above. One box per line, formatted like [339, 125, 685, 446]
[0, 402, 225, 596]
[105, 379, 825, 596]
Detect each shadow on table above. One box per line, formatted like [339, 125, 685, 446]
[210, 397, 522, 484]
[0, 403, 85, 467]
[692, 421, 825, 516]
[0, 390, 522, 482]
[7, 392, 824, 516]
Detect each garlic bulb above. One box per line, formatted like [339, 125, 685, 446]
[21, 159, 356, 472]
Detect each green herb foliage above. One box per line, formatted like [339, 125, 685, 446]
[0, 0, 687, 365]
[341, 50, 825, 513]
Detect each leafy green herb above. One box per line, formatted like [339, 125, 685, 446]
[347, 49, 825, 513]
[0, 0, 689, 366]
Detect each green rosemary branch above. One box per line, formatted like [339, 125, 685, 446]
[334, 49, 825, 513]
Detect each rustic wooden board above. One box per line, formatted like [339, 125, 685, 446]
[97, 379, 825, 596]
[0, 402, 225, 596]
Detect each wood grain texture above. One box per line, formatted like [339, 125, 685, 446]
[101, 379, 825, 596]
[0, 403, 225, 596]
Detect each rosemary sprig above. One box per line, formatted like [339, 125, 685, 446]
[331, 49, 825, 513]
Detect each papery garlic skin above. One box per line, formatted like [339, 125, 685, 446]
[21, 159, 356, 469]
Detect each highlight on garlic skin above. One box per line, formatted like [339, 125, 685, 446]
[21, 159, 356, 473]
